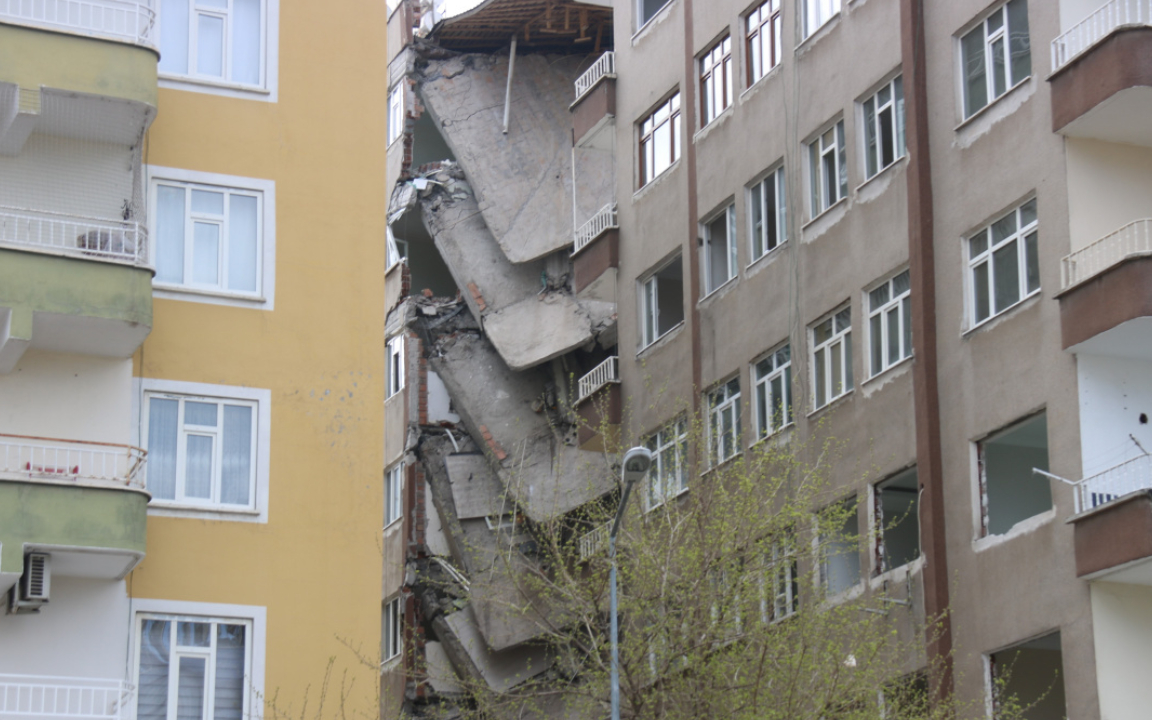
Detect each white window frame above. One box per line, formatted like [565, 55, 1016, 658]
[958, 0, 1031, 120]
[802, 0, 841, 39]
[385, 462, 404, 528]
[753, 344, 792, 440]
[861, 75, 906, 180]
[807, 120, 847, 219]
[148, 166, 276, 309]
[761, 536, 798, 624]
[636, 0, 672, 30]
[700, 36, 733, 127]
[157, 0, 280, 101]
[746, 0, 782, 86]
[702, 204, 737, 296]
[639, 255, 683, 349]
[819, 495, 861, 598]
[966, 198, 1039, 329]
[748, 165, 786, 263]
[387, 334, 405, 399]
[130, 598, 265, 720]
[138, 378, 271, 523]
[383, 596, 403, 663]
[867, 269, 912, 377]
[387, 83, 405, 146]
[639, 92, 682, 187]
[811, 306, 853, 410]
[707, 378, 742, 466]
[645, 417, 688, 511]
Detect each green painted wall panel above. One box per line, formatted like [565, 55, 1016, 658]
[0, 23, 157, 106]
[0, 248, 153, 327]
[0, 481, 148, 576]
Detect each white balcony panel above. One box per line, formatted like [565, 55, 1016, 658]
[0, 0, 155, 47]
[0, 675, 132, 720]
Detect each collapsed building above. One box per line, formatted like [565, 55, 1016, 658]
[381, 1, 623, 716]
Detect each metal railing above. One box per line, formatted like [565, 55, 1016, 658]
[1052, 0, 1152, 71]
[0, 208, 148, 265]
[0, 434, 146, 490]
[578, 520, 611, 561]
[573, 203, 618, 255]
[1061, 218, 1152, 290]
[0, 0, 155, 46]
[574, 51, 615, 101]
[577, 356, 619, 402]
[0, 675, 133, 720]
[1073, 454, 1152, 514]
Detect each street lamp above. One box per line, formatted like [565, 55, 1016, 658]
[611, 446, 653, 720]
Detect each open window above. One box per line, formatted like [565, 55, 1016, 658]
[873, 468, 919, 574]
[978, 412, 1051, 536]
[988, 632, 1067, 719]
[640, 255, 685, 348]
[821, 496, 861, 596]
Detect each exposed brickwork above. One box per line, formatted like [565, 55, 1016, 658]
[478, 423, 507, 460]
[467, 281, 488, 312]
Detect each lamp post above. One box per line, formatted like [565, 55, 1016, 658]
[611, 446, 653, 720]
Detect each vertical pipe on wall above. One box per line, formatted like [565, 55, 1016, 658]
[503, 35, 517, 134]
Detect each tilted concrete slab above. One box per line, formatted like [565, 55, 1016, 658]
[447, 453, 506, 520]
[483, 293, 597, 371]
[435, 606, 550, 693]
[429, 330, 614, 521]
[419, 54, 585, 263]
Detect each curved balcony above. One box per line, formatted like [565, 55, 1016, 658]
[0, 208, 147, 266]
[0, 674, 133, 720]
[0, 0, 155, 48]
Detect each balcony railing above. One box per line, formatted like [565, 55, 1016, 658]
[0, 0, 155, 46]
[574, 51, 615, 101]
[0, 208, 148, 265]
[573, 203, 618, 255]
[0, 675, 133, 720]
[577, 356, 619, 402]
[578, 520, 611, 561]
[1061, 218, 1152, 290]
[1073, 454, 1152, 514]
[1052, 0, 1152, 71]
[0, 434, 146, 490]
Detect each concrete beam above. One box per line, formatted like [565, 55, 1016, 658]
[434, 605, 550, 693]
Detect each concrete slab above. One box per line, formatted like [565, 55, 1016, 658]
[425, 641, 464, 696]
[447, 454, 506, 520]
[483, 293, 595, 371]
[419, 54, 586, 263]
[437, 606, 550, 693]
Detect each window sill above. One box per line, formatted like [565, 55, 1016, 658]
[148, 502, 264, 524]
[694, 105, 733, 144]
[855, 154, 907, 195]
[645, 485, 690, 514]
[746, 240, 787, 273]
[821, 578, 865, 607]
[153, 284, 270, 309]
[962, 289, 1041, 337]
[631, 0, 677, 45]
[740, 63, 782, 102]
[634, 160, 681, 201]
[159, 74, 274, 102]
[806, 389, 855, 420]
[795, 12, 842, 56]
[863, 353, 913, 388]
[869, 554, 923, 589]
[954, 77, 1032, 133]
[637, 320, 686, 359]
[702, 451, 744, 478]
[699, 274, 738, 304]
[801, 196, 848, 231]
[383, 518, 403, 532]
[750, 423, 794, 451]
[972, 507, 1056, 552]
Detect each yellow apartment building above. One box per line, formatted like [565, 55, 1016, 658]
[0, 2, 387, 719]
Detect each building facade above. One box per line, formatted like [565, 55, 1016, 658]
[381, 0, 1152, 718]
[0, 2, 387, 719]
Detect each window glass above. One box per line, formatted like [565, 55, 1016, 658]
[968, 198, 1039, 326]
[961, 0, 1030, 118]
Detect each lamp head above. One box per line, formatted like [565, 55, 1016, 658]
[621, 446, 654, 487]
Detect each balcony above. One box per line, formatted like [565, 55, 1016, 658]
[0, 675, 133, 720]
[0, 434, 148, 586]
[1049, 0, 1152, 146]
[1057, 219, 1152, 354]
[0, 0, 156, 47]
[575, 356, 621, 451]
[572, 203, 619, 297]
[577, 519, 610, 561]
[571, 51, 615, 149]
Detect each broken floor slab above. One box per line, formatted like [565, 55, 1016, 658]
[419, 53, 592, 263]
[434, 605, 550, 693]
[447, 453, 507, 520]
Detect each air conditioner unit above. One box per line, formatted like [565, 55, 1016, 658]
[20, 553, 50, 602]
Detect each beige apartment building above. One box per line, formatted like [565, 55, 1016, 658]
[382, 0, 1152, 717]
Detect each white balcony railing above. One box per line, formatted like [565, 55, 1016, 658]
[573, 203, 618, 255]
[0, 675, 133, 720]
[1073, 454, 1152, 514]
[0, 208, 148, 265]
[578, 520, 611, 561]
[577, 356, 619, 402]
[0, 434, 146, 490]
[1060, 218, 1152, 290]
[574, 51, 615, 101]
[1052, 0, 1152, 71]
[0, 0, 155, 46]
